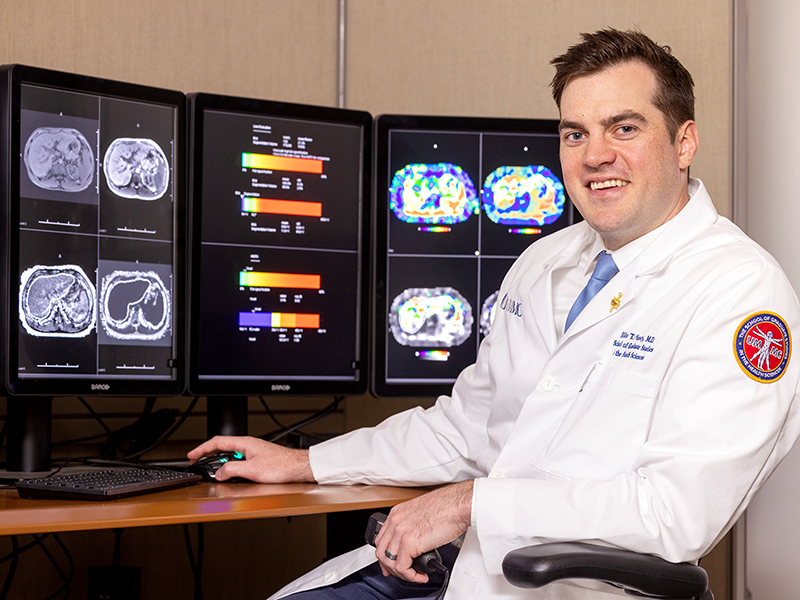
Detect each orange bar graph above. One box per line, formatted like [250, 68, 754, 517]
[241, 197, 322, 217]
[239, 312, 320, 328]
[277, 313, 320, 328]
[239, 271, 321, 289]
[242, 153, 323, 174]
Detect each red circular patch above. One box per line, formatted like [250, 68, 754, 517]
[734, 312, 791, 383]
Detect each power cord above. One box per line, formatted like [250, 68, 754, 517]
[37, 533, 73, 600]
[75, 396, 114, 436]
[0, 420, 8, 460]
[258, 396, 289, 430]
[0, 536, 19, 600]
[0, 533, 73, 600]
[42, 396, 199, 477]
[124, 396, 199, 460]
[429, 558, 450, 600]
[51, 396, 181, 456]
[261, 395, 345, 444]
[183, 523, 204, 600]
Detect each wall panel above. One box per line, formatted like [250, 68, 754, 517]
[739, 0, 800, 598]
[0, 0, 339, 105]
[347, 0, 732, 215]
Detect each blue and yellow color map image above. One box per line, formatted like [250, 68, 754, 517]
[481, 165, 564, 226]
[390, 163, 478, 225]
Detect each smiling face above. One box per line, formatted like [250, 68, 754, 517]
[558, 60, 698, 250]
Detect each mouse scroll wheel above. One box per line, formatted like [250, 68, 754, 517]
[233, 452, 244, 459]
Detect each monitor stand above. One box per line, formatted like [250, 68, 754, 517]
[206, 396, 248, 438]
[2, 396, 53, 479]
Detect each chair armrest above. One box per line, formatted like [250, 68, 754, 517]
[502, 542, 711, 599]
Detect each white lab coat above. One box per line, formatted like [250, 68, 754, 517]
[269, 180, 800, 599]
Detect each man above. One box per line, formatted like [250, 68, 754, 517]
[190, 28, 800, 599]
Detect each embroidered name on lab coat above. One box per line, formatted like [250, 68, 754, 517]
[612, 330, 656, 360]
[499, 293, 523, 318]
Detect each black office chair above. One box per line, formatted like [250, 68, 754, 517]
[503, 542, 713, 599]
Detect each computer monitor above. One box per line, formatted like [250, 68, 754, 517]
[187, 93, 371, 421]
[0, 64, 186, 471]
[372, 114, 574, 397]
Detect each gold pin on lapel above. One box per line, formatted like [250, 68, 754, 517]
[610, 292, 623, 312]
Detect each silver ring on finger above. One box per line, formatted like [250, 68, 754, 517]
[384, 549, 398, 561]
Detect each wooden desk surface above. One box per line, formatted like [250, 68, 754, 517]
[0, 482, 429, 536]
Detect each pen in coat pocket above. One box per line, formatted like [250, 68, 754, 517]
[579, 362, 601, 393]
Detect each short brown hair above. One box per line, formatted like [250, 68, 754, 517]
[550, 28, 695, 141]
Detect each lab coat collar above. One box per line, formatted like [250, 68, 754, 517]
[529, 225, 596, 350]
[635, 179, 718, 274]
[560, 179, 718, 338]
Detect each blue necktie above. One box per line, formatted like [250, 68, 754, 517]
[564, 251, 619, 332]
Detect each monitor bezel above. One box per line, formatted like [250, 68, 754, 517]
[371, 113, 571, 398]
[186, 92, 372, 397]
[0, 64, 186, 397]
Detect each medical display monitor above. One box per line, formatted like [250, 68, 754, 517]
[0, 64, 185, 396]
[187, 93, 371, 396]
[373, 114, 573, 397]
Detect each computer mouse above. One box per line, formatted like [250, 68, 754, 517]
[186, 451, 251, 483]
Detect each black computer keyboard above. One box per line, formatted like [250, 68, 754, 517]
[15, 468, 202, 500]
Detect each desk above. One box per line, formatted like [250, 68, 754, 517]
[0, 482, 429, 536]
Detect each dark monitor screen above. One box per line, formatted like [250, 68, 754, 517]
[0, 64, 185, 397]
[372, 114, 574, 397]
[187, 93, 371, 396]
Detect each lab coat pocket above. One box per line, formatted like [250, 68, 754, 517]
[532, 369, 659, 481]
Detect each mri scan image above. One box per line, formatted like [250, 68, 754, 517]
[390, 163, 478, 225]
[99, 270, 171, 341]
[23, 127, 95, 192]
[480, 290, 500, 337]
[19, 265, 96, 337]
[103, 138, 170, 200]
[482, 165, 564, 226]
[389, 287, 473, 347]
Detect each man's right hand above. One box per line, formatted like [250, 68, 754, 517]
[187, 435, 315, 483]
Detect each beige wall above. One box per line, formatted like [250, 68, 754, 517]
[0, 0, 339, 105]
[0, 0, 732, 212]
[346, 0, 732, 214]
[0, 1, 734, 598]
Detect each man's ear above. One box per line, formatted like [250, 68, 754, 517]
[676, 120, 699, 170]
